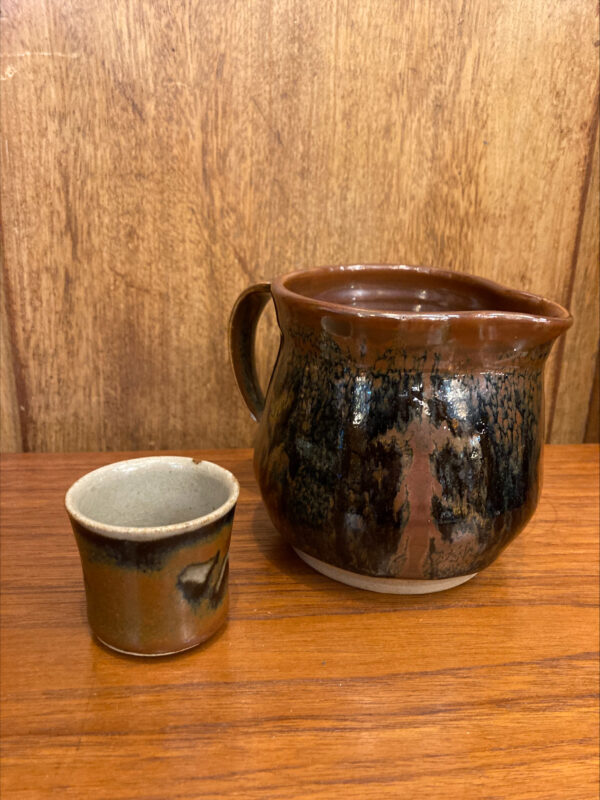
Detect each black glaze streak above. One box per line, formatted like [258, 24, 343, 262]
[427, 356, 547, 576]
[261, 333, 425, 575]
[71, 508, 235, 572]
[258, 325, 550, 580]
[177, 552, 228, 610]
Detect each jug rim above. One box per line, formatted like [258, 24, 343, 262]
[272, 263, 572, 327]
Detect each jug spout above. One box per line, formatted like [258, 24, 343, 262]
[271, 265, 572, 370]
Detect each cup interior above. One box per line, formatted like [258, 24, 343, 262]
[66, 457, 239, 534]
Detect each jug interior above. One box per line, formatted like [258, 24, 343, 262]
[284, 267, 564, 317]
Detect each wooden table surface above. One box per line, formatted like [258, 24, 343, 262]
[1, 446, 598, 799]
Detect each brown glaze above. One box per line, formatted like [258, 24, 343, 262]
[70, 513, 232, 655]
[65, 457, 239, 655]
[230, 265, 572, 584]
[228, 282, 272, 421]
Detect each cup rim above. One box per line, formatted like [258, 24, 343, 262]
[65, 456, 240, 540]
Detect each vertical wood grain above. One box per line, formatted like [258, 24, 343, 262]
[548, 120, 599, 443]
[1, 0, 598, 451]
[0, 259, 23, 452]
[584, 356, 599, 443]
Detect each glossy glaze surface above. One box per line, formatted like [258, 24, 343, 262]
[231, 265, 572, 586]
[71, 514, 231, 655]
[66, 457, 238, 655]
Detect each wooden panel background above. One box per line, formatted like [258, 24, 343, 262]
[1, 0, 598, 452]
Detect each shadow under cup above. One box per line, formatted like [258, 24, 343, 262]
[65, 457, 239, 656]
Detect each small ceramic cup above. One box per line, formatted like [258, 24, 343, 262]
[65, 456, 239, 656]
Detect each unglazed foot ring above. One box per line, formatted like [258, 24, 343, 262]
[293, 548, 477, 594]
[95, 636, 208, 657]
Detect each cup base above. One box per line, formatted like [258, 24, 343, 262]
[96, 637, 195, 657]
[293, 548, 477, 594]
[95, 625, 224, 657]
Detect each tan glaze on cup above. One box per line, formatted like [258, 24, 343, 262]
[65, 457, 239, 655]
[229, 265, 572, 594]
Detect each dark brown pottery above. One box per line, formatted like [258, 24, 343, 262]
[229, 265, 572, 593]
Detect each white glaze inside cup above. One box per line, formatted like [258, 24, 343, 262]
[65, 457, 239, 538]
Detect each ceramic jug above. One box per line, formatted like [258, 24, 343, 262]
[229, 265, 572, 593]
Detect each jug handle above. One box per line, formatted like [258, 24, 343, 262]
[228, 282, 272, 422]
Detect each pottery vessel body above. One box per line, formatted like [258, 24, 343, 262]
[230, 266, 571, 588]
[66, 457, 239, 655]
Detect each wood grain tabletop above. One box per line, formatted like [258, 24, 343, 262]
[1, 446, 598, 799]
